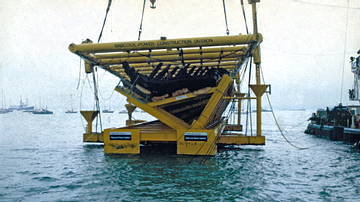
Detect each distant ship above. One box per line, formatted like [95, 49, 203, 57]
[65, 109, 77, 113]
[102, 109, 114, 113]
[8, 98, 34, 111]
[0, 108, 9, 114]
[32, 108, 53, 114]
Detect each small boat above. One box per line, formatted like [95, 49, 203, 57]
[65, 94, 77, 113]
[102, 109, 114, 113]
[0, 90, 9, 114]
[0, 109, 9, 114]
[65, 109, 77, 113]
[252, 108, 271, 113]
[23, 109, 34, 113]
[32, 108, 53, 114]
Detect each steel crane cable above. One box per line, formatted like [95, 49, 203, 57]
[138, 0, 146, 41]
[98, 0, 112, 43]
[240, 0, 249, 34]
[93, 68, 103, 132]
[245, 58, 253, 136]
[222, 0, 230, 35]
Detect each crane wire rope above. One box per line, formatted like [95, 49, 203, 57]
[245, 58, 253, 136]
[98, 0, 112, 43]
[260, 66, 307, 150]
[340, 1, 349, 104]
[240, 0, 249, 34]
[222, 0, 230, 35]
[138, 0, 146, 41]
[76, 58, 82, 90]
[92, 68, 103, 132]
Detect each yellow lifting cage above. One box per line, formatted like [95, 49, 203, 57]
[69, 0, 268, 155]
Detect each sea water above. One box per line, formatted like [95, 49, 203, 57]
[0, 110, 359, 201]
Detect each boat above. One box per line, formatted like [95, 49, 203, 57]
[32, 108, 53, 114]
[102, 109, 114, 113]
[252, 108, 271, 113]
[65, 109, 77, 113]
[23, 109, 34, 113]
[65, 94, 77, 113]
[305, 50, 360, 148]
[0, 90, 9, 114]
[8, 98, 34, 111]
[68, 0, 269, 155]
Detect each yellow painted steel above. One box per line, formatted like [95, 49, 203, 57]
[191, 75, 232, 129]
[104, 129, 140, 154]
[94, 46, 248, 59]
[115, 87, 190, 130]
[217, 134, 265, 145]
[81, 110, 99, 133]
[177, 128, 219, 156]
[83, 132, 104, 143]
[80, 111, 104, 143]
[69, 34, 262, 53]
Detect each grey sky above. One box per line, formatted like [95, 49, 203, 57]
[1, 0, 359, 110]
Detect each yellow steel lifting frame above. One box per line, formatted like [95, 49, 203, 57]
[71, 0, 268, 155]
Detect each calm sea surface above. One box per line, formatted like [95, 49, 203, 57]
[0, 109, 359, 201]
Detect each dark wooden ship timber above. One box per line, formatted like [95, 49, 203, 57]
[122, 61, 230, 99]
[120, 61, 232, 125]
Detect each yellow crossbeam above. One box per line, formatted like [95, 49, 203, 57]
[69, 34, 262, 53]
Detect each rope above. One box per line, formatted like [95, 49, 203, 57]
[222, 0, 230, 35]
[340, 1, 349, 104]
[260, 66, 307, 150]
[97, 0, 112, 43]
[245, 58, 253, 136]
[138, 0, 146, 41]
[76, 58, 82, 90]
[240, 0, 249, 34]
[92, 68, 103, 132]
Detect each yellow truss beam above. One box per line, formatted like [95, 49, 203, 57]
[69, 34, 262, 53]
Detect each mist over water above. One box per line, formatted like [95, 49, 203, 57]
[1, 110, 359, 201]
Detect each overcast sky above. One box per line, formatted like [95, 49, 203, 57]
[1, 0, 359, 111]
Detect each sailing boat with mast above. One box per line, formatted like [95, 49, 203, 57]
[0, 90, 9, 114]
[65, 94, 77, 113]
[32, 97, 53, 114]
